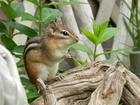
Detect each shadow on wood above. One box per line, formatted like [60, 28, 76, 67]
[30, 61, 140, 105]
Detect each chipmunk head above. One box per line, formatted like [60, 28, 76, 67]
[44, 21, 79, 46]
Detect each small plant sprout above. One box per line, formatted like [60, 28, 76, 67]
[71, 18, 119, 61]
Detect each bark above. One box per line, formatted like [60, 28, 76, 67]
[88, 62, 126, 105]
[30, 61, 140, 105]
[121, 70, 140, 105]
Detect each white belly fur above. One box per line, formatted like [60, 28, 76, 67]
[39, 63, 59, 81]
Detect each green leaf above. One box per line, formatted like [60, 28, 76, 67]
[123, 18, 136, 45]
[96, 47, 131, 57]
[0, 1, 17, 19]
[27, 92, 41, 100]
[1, 20, 38, 37]
[44, 1, 87, 6]
[20, 77, 33, 86]
[58, 68, 65, 73]
[81, 28, 98, 45]
[1, 35, 17, 51]
[122, 0, 136, 18]
[122, 13, 136, 27]
[0, 21, 8, 34]
[20, 77, 37, 91]
[27, 0, 38, 6]
[36, 8, 62, 24]
[91, 18, 100, 37]
[138, 20, 140, 28]
[70, 43, 93, 55]
[73, 58, 88, 65]
[119, 52, 129, 58]
[17, 58, 24, 68]
[21, 12, 37, 21]
[98, 28, 119, 44]
[19, 70, 26, 75]
[11, 2, 25, 17]
[103, 59, 115, 64]
[99, 20, 110, 38]
[114, 54, 128, 69]
[12, 45, 25, 54]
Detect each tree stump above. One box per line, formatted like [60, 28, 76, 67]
[30, 61, 140, 105]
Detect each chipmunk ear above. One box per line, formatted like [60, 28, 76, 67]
[49, 21, 58, 32]
[56, 19, 63, 25]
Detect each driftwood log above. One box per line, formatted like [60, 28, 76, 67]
[30, 61, 140, 105]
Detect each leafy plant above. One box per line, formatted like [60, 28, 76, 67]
[0, 0, 87, 103]
[71, 18, 119, 61]
[24, 0, 87, 35]
[122, 0, 140, 51]
[0, 0, 86, 56]
[0, 0, 38, 62]
[20, 77, 41, 103]
[73, 57, 88, 65]
[122, 0, 140, 75]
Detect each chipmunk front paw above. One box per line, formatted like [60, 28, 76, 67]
[66, 51, 75, 58]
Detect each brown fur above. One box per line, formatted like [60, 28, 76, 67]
[24, 21, 79, 88]
[24, 50, 43, 84]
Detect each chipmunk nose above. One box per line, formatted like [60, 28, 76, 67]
[76, 36, 79, 42]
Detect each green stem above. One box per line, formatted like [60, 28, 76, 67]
[9, 21, 13, 38]
[16, 58, 24, 68]
[130, 0, 136, 50]
[135, 0, 140, 50]
[93, 45, 97, 61]
[13, 32, 21, 37]
[7, 0, 13, 38]
[39, 0, 43, 35]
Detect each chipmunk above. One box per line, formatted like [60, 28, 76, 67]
[24, 20, 79, 88]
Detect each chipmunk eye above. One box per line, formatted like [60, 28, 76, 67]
[52, 28, 55, 33]
[62, 31, 69, 36]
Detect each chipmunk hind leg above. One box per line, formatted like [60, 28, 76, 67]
[25, 62, 41, 85]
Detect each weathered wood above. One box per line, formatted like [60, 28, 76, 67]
[88, 61, 126, 105]
[97, 0, 120, 25]
[30, 79, 56, 105]
[111, 4, 120, 24]
[37, 79, 56, 105]
[121, 70, 140, 105]
[30, 96, 44, 105]
[30, 61, 109, 105]
[96, 0, 116, 24]
[30, 61, 140, 105]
